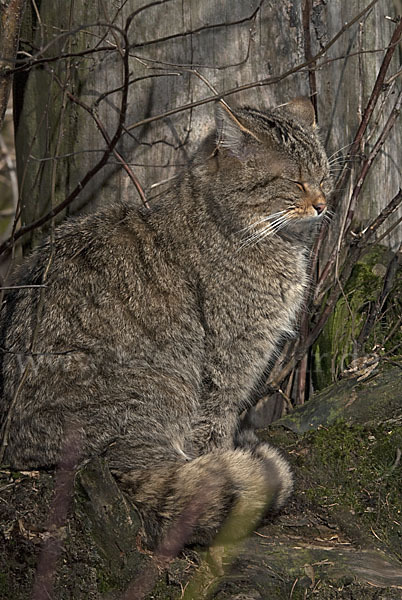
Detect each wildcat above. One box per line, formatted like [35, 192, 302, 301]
[0, 97, 331, 549]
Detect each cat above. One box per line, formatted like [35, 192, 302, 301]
[0, 97, 331, 549]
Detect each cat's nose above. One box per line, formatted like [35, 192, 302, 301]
[303, 182, 326, 215]
[313, 202, 326, 215]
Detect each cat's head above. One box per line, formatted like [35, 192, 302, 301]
[198, 97, 332, 243]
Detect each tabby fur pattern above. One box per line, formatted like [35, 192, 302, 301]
[0, 97, 332, 547]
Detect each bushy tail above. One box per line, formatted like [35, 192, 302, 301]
[115, 439, 292, 550]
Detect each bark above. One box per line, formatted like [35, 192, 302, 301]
[9, 0, 401, 252]
[0, 0, 26, 131]
[1, 3, 402, 598]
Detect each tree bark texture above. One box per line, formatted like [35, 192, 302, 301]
[0, 0, 26, 131]
[12, 0, 401, 251]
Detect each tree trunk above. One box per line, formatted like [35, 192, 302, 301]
[2, 3, 401, 597]
[12, 0, 401, 251]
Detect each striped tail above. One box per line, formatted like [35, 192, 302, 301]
[115, 436, 292, 550]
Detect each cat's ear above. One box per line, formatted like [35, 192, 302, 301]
[215, 103, 259, 159]
[283, 97, 316, 128]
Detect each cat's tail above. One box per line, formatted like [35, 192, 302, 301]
[115, 439, 292, 550]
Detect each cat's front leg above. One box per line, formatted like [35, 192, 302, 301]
[193, 340, 274, 453]
[191, 407, 238, 453]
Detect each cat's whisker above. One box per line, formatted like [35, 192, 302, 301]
[240, 226, 274, 248]
[238, 212, 288, 245]
[238, 227, 272, 248]
[259, 218, 290, 243]
[328, 161, 346, 170]
[237, 211, 287, 236]
[328, 156, 360, 168]
[328, 154, 351, 165]
[240, 224, 272, 249]
[328, 152, 359, 163]
[254, 211, 287, 225]
[330, 167, 351, 174]
[330, 154, 359, 162]
[260, 215, 289, 234]
[260, 222, 284, 241]
[327, 141, 355, 161]
[240, 214, 291, 248]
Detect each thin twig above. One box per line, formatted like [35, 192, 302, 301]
[357, 189, 402, 248]
[0, 23, 131, 255]
[343, 91, 402, 237]
[120, 485, 214, 600]
[347, 18, 402, 160]
[316, 17, 402, 294]
[128, 0, 264, 51]
[125, 0, 382, 132]
[373, 214, 402, 246]
[31, 422, 83, 600]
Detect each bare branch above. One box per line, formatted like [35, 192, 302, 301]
[128, 0, 264, 50]
[343, 90, 402, 237]
[316, 20, 402, 300]
[3, 1, 260, 77]
[347, 17, 402, 160]
[0, 21, 132, 255]
[126, 0, 383, 132]
[357, 188, 402, 248]
[31, 422, 83, 600]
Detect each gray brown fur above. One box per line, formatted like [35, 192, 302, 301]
[0, 98, 331, 548]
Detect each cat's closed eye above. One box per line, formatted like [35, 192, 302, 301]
[286, 180, 307, 192]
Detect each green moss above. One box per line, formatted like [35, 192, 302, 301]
[313, 246, 402, 390]
[303, 420, 402, 559]
[147, 577, 181, 599]
[96, 568, 118, 594]
[0, 572, 7, 593]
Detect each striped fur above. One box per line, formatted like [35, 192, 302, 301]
[0, 98, 331, 548]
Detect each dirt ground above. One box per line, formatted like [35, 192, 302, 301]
[1, 366, 401, 599]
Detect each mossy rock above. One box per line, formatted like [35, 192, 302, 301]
[1, 367, 401, 599]
[276, 364, 402, 434]
[181, 367, 402, 599]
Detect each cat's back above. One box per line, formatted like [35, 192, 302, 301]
[0, 198, 205, 467]
[2, 200, 181, 326]
[0, 199, 198, 390]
